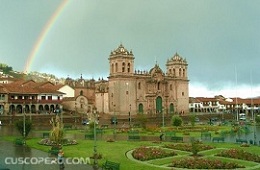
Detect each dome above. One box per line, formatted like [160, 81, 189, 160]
[149, 64, 164, 75]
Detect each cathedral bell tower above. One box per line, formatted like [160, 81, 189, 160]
[108, 43, 134, 77]
[166, 52, 188, 79]
[108, 44, 135, 115]
[166, 52, 189, 114]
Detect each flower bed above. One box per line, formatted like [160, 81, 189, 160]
[164, 143, 215, 152]
[216, 148, 260, 162]
[170, 158, 245, 169]
[38, 138, 77, 146]
[132, 146, 177, 161]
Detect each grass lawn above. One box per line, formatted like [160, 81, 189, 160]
[3, 135, 260, 170]
[2, 123, 260, 170]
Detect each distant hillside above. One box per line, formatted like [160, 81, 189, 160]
[0, 62, 60, 82]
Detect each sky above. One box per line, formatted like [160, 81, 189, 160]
[0, 0, 260, 98]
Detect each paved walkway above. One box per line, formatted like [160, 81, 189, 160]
[0, 140, 96, 170]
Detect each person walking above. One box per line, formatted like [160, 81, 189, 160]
[58, 149, 65, 170]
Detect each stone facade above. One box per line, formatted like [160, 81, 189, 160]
[62, 44, 189, 116]
[64, 76, 95, 115]
[105, 44, 189, 115]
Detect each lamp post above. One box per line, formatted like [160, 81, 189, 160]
[129, 104, 131, 128]
[9, 103, 12, 125]
[23, 104, 26, 145]
[29, 102, 32, 121]
[60, 105, 63, 124]
[74, 102, 77, 129]
[162, 107, 165, 128]
[113, 104, 116, 140]
[93, 107, 98, 170]
[253, 107, 257, 145]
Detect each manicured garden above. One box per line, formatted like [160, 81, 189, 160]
[4, 115, 260, 170]
[3, 135, 260, 170]
[129, 141, 260, 169]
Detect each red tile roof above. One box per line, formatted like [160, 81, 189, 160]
[0, 80, 63, 95]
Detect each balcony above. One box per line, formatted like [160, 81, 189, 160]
[8, 98, 62, 104]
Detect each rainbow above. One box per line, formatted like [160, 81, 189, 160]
[24, 0, 70, 73]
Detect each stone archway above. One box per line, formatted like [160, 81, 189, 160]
[31, 105, 36, 113]
[156, 96, 162, 113]
[38, 105, 44, 114]
[44, 105, 50, 113]
[138, 103, 143, 114]
[170, 103, 174, 114]
[9, 105, 15, 115]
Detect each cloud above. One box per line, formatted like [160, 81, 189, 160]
[190, 82, 260, 98]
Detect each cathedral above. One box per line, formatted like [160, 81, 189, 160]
[95, 44, 189, 116]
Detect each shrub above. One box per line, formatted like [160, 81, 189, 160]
[171, 116, 182, 127]
[15, 119, 32, 138]
[255, 115, 260, 125]
[136, 114, 147, 129]
[190, 114, 196, 127]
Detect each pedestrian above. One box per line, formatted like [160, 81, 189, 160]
[58, 149, 65, 169]
[159, 133, 164, 141]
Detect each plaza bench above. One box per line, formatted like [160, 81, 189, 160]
[165, 131, 176, 137]
[48, 148, 59, 156]
[85, 133, 94, 140]
[101, 124, 109, 129]
[128, 131, 140, 141]
[42, 132, 49, 138]
[14, 138, 24, 145]
[97, 128, 104, 135]
[128, 135, 140, 141]
[133, 123, 140, 128]
[102, 160, 120, 170]
[48, 146, 61, 156]
[171, 136, 183, 142]
[236, 138, 248, 144]
[64, 124, 73, 129]
[201, 132, 211, 141]
[212, 137, 225, 142]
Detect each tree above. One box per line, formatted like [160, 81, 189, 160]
[172, 116, 183, 127]
[191, 140, 199, 156]
[255, 115, 260, 125]
[190, 114, 196, 127]
[15, 119, 32, 138]
[49, 116, 64, 145]
[136, 113, 147, 129]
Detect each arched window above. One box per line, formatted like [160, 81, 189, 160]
[173, 69, 176, 76]
[156, 96, 162, 113]
[138, 103, 144, 113]
[157, 82, 160, 90]
[115, 63, 118, 72]
[127, 63, 131, 72]
[179, 68, 182, 77]
[122, 62, 125, 72]
[170, 103, 174, 114]
[111, 64, 114, 73]
[183, 69, 185, 77]
[169, 69, 172, 75]
[80, 90, 83, 95]
[138, 82, 141, 90]
[170, 84, 172, 90]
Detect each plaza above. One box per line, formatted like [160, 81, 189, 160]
[1, 113, 260, 170]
